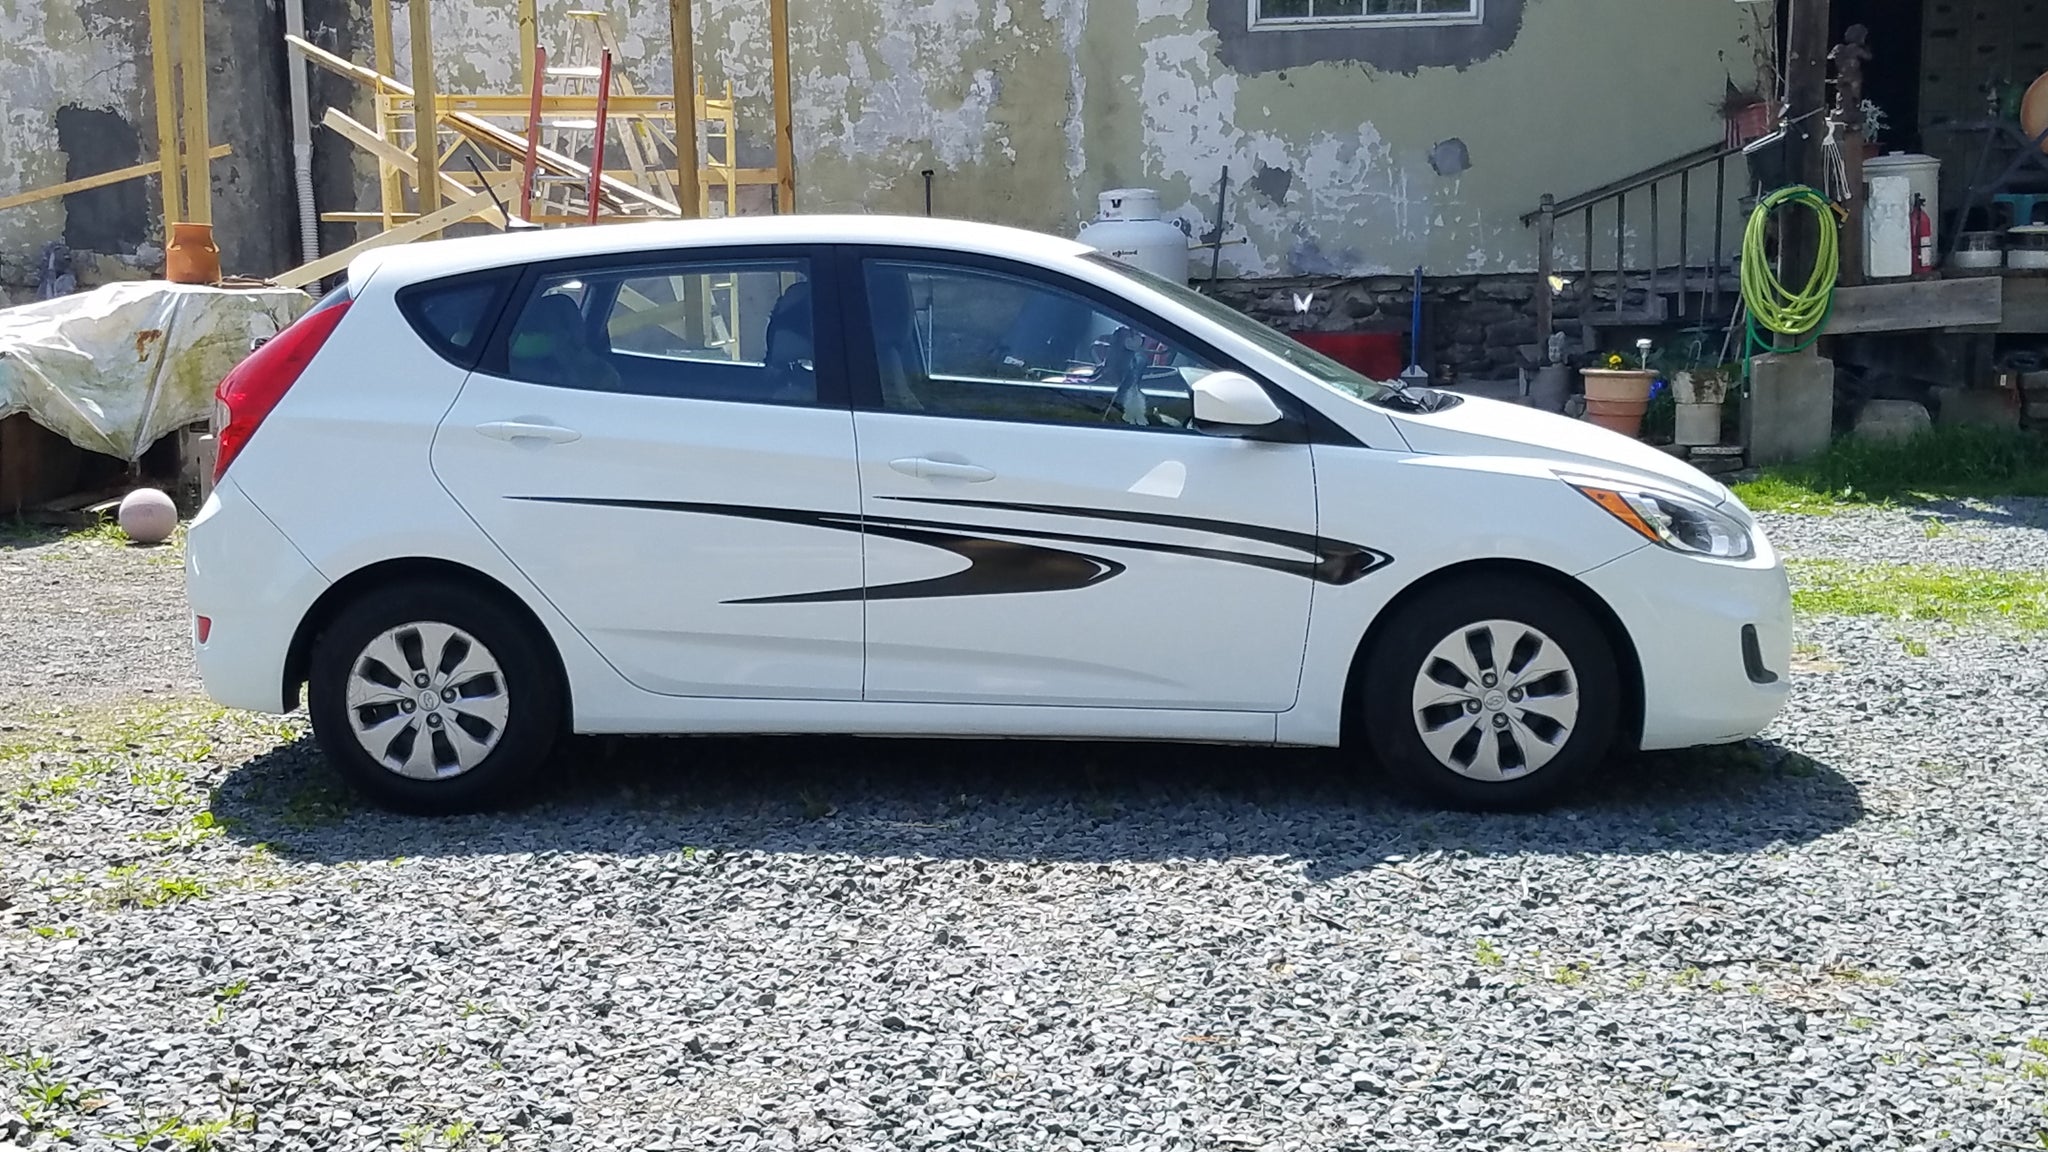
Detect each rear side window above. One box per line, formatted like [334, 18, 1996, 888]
[397, 271, 515, 369]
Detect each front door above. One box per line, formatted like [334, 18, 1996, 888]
[432, 246, 866, 700]
[841, 251, 1320, 711]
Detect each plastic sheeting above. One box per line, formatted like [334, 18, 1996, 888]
[0, 281, 311, 461]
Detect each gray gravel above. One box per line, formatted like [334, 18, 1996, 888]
[0, 527, 195, 717]
[1756, 494, 2048, 569]
[4, 515, 2048, 1151]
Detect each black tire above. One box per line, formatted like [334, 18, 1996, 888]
[1360, 575, 1620, 811]
[308, 581, 562, 815]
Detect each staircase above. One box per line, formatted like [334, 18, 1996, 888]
[1523, 142, 1758, 350]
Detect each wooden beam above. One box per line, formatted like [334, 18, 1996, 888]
[517, 0, 537, 120]
[371, 0, 400, 228]
[407, 0, 442, 232]
[274, 189, 502, 289]
[1780, 0, 1829, 300]
[320, 107, 481, 204]
[768, 0, 795, 212]
[1826, 276, 2003, 334]
[0, 145, 230, 214]
[670, 0, 701, 219]
[287, 36, 682, 217]
[179, 0, 210, 224]
[146, 0, 183, 224]
[396, 93, 682, 116]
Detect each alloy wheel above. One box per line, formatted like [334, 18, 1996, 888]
[1408, 619, 1580, 782]
[344, 621, 510, 780]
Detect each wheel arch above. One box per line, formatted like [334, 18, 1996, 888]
[283, 557, 571, 723]
[1340, 557, 1644, 752]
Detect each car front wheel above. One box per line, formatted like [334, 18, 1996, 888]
[308, 582, 561, 814]
[1361, 576, 1620, 810]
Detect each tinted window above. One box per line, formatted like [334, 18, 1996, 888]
[862, 260, 1218, 431]
[398, 272, 512, 368]
[498, 258, 820, 406]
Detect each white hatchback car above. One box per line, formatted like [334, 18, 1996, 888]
[186, 216, 1789, 813]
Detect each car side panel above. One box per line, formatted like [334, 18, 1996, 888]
[223, 270, 652, 730]
[1279, 448, 1647, 747]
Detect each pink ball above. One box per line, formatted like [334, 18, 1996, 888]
[117, 487, 179, 545]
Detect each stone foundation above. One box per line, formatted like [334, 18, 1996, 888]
[1205, 273, 1672, 383]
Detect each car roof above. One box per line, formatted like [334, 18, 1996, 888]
[350, 214, 1096, 288]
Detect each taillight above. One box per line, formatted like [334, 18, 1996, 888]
[213, 285, 353, 481]
[195, 616, 212, 643]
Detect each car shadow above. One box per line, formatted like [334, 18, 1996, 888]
[207, 733, 1863, 879]
[1902, 494, 2048, 533]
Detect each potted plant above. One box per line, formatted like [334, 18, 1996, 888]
[1719, 86, 1774, 148]
[1669, 364, 1735, 446]
[1580, 347, 1657, 437]
[1858, 99, 1888, 159]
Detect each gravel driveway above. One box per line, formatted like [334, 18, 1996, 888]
[3, 508, 2047, 1152]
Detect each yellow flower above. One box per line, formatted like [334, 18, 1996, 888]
[1605, 353, 1624, 369]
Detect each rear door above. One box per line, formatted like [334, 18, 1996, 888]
[430, 246, 867, 700]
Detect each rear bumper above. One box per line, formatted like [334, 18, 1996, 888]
[1578, 537, 1793, 750]
[184, 480, 329, 713]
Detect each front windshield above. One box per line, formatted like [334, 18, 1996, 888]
[1083, 253, 1398, 404]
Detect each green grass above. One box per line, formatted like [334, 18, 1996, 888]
[1472, 939, 1504, 968]
[1732, 426, 2048, 512]
[1790, 560, 2048, 632]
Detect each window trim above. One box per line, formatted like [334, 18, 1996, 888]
[1247, 0, 1482, 31]
[396, 268, 518, 371]
[475, 244, 848, 409]
[834, 246, 1321, 444]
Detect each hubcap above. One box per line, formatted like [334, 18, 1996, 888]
[1410, 619, 1580, 782]
[344, 622, 509, 780]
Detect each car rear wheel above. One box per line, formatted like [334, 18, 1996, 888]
[1361, 576, 1620, 810]
[308, 582, 561, 814]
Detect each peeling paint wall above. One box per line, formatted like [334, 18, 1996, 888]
[0, 0, 297, 292]
[365, 0, 1752, 277]
[2, 0, 1758, 290]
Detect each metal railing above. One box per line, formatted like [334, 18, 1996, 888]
[1522, 141, 1750, 341]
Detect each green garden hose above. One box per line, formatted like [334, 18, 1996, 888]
[1740, 185, 1840, 376]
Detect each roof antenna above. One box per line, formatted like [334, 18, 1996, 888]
[469, 156, 542, 233]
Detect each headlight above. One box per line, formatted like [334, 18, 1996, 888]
[1566, 478, 1754, 560]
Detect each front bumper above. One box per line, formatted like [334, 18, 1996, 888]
[184, 480, 330, 713]
[1577, 536, 1793, 750]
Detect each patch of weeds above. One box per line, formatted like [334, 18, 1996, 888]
[1848, 1015, 1874, 1030]
[1625, 972, 1648, 990]
[1472, 939, 1504, 968]
[214, 978, 249, 1001]
[1709, 978, 1729, 993]
[1551, 961, 1590, 986]
[1672, 966, 1703, 988]
[1789, 560, 2048, 632]
[2022, 1060, 2048, 1081]
[1921, 518, 1948, 538]
[2, 1051, 83, 1133]
[797, 789, 835, 821]
[98, 865, 211, 910]
[130, 762, 194, 807]
[9, 753, 121, 810]
[124, 1113, 232, 1151]
[1898, 635, 1931, 657]
[1732, 426, 2048, 510]
[26, 924, 78, 940]
[1987, 1051, 2009, 1067]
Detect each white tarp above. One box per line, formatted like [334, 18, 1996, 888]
[0, 281, 311, 461]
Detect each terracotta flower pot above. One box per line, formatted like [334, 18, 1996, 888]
[166, 222, 220, 285]
[1580, 368, 1656, 436]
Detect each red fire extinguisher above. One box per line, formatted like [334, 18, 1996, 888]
[1911, 193, 1935, 274]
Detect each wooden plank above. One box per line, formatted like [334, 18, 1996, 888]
[146, 0, 183, 223]
[517, 0, 537, 113]
[670, 0, 700, 218]
[406, 93, 680, 116]
[2000, 276, 2048, 334]
[179, 0, 210, 224]
[372, 0, 400, 228]
[287, 35, 681, 217]
[407, 0, 441, 230]
[273, 189, 502, 289]
[0, 145, 229, 213]
[1825, 277, 2004, 334]
[768, 0, 795, 211]
[321, 107, 486, 205]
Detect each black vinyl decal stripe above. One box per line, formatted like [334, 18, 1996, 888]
[881, 495, 1391, 585]
[506, 495, 1391, 602]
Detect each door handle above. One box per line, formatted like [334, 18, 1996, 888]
[889, 457, 995, 482]
[476, 420, 582, 445]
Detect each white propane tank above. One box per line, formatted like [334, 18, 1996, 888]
[1077, 189, 1190, 283]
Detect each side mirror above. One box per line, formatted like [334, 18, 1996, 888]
[1191, 371, 1284, 428]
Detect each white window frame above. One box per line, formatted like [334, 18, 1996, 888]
[1248, 0, 1483, 31]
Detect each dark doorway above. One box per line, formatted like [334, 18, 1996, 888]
[55, 106, 148, 252]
